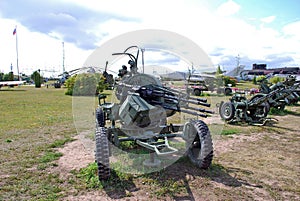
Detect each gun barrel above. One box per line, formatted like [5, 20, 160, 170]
[180, 109, 208, 118]
[274, 90, 296, 101]
[184, 99, 211, 107]
[182, 105, 214, 114]
[188, 96, 208, 103]
[149, 89, 210, 107]
[248, 88, 282, 107]
[167, 87, 208, 103]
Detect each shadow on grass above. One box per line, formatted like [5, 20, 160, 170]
[100, 170, 139, 199]
[100, 157, 245, 200]
[269, 107, 300, 117]
[0, 89, 27, 92]
[282, 109, 300, 116]
[263, 122, 300, 133]
[141, 158, 244, 200]
[80, 146, 269, 200]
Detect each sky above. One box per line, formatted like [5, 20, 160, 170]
[0, 0, 300, 77]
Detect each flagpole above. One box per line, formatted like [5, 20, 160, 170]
[15, 26, 20, 81]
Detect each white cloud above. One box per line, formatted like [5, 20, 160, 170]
[1, 0, 300, 76]
[283, 20, 300, 38]
[216, 0, 240, 16]
[261, 16, 276, 23]
[0, 18, 91, 76]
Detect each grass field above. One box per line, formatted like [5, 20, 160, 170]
[0, 84, 299, 200]
[0, 86, 76, 200]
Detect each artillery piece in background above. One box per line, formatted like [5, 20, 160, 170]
[95, 46, 214, 180]
[256, 74, 300, 110]
[219, 74, 300, 125]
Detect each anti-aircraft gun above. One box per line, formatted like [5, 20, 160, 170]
[95, 46, 214, 180]
[219, 75, 300, 124]
[219, 89, 275, 125]
[280, 75, 300, 105]
[255, 74, 300, 110]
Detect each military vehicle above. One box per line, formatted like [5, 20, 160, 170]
[95, 46, 214, 180]
[219, 74, 300, 125]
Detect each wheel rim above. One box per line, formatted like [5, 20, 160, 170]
[222, 104, 233, 119]
[224, 106, 232, 117]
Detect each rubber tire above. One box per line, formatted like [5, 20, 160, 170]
[224, 88, 232, 96]
[96, 108, 105, 127]
[194, 89, 202, 96]
[184, 120, 213, 169]
[95, 127, 110, 180]
[219, 101, 235, 121]
[218, 101, 224, 115]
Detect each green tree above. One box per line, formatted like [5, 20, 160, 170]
[223, 76, 237, 87]
[8, 72, 14, 81]
[65, 74, 77, 95]
[256, 75, 266, 83]
[0, 73, 4, 81]
[269, 76, 285, 84]
[216, 65, 223, 75]
[65, 73, 108, 96]
[97, 74, 108, 93]
[3, 74, 9, 81]
[3, 72, 14, 81]
[252, 76, 257, 85]
[31, 70, 43, 88]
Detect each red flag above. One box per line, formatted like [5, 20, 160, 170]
[13, 28, 16, 35]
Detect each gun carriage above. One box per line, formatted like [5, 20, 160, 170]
[257, 74, 300, 110]
[219, 74, 300, 125]
[95, 46, 214, 180]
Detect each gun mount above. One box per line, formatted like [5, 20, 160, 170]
[95, 46, 214, 180]
[219, 75, 300, 125]
[219, 90, 272, 125]
[258, 74, 300, 110]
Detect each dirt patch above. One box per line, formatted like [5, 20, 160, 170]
[56, 130, 266, 200]
[213, 132, 265, 157]
[56, 113, 300, 200]
[57, 126, 251, 177]
[56, 132, 94, 177]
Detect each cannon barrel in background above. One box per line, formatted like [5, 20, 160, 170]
[248, 87, 282, 107]
[148, 85, 209, 103]
[179, 109, 208, 118]
[220, 75, 300, 124]
[167, 87, 208, 103]
[248, 82, 300, 108]
[273, 85, 300, 102]
[183, 99, 211, 107]
[181, 105, 214, 114]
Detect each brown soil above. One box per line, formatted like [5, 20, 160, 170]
[56, 114, 300, 201]
[56, 133, 94, 178]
